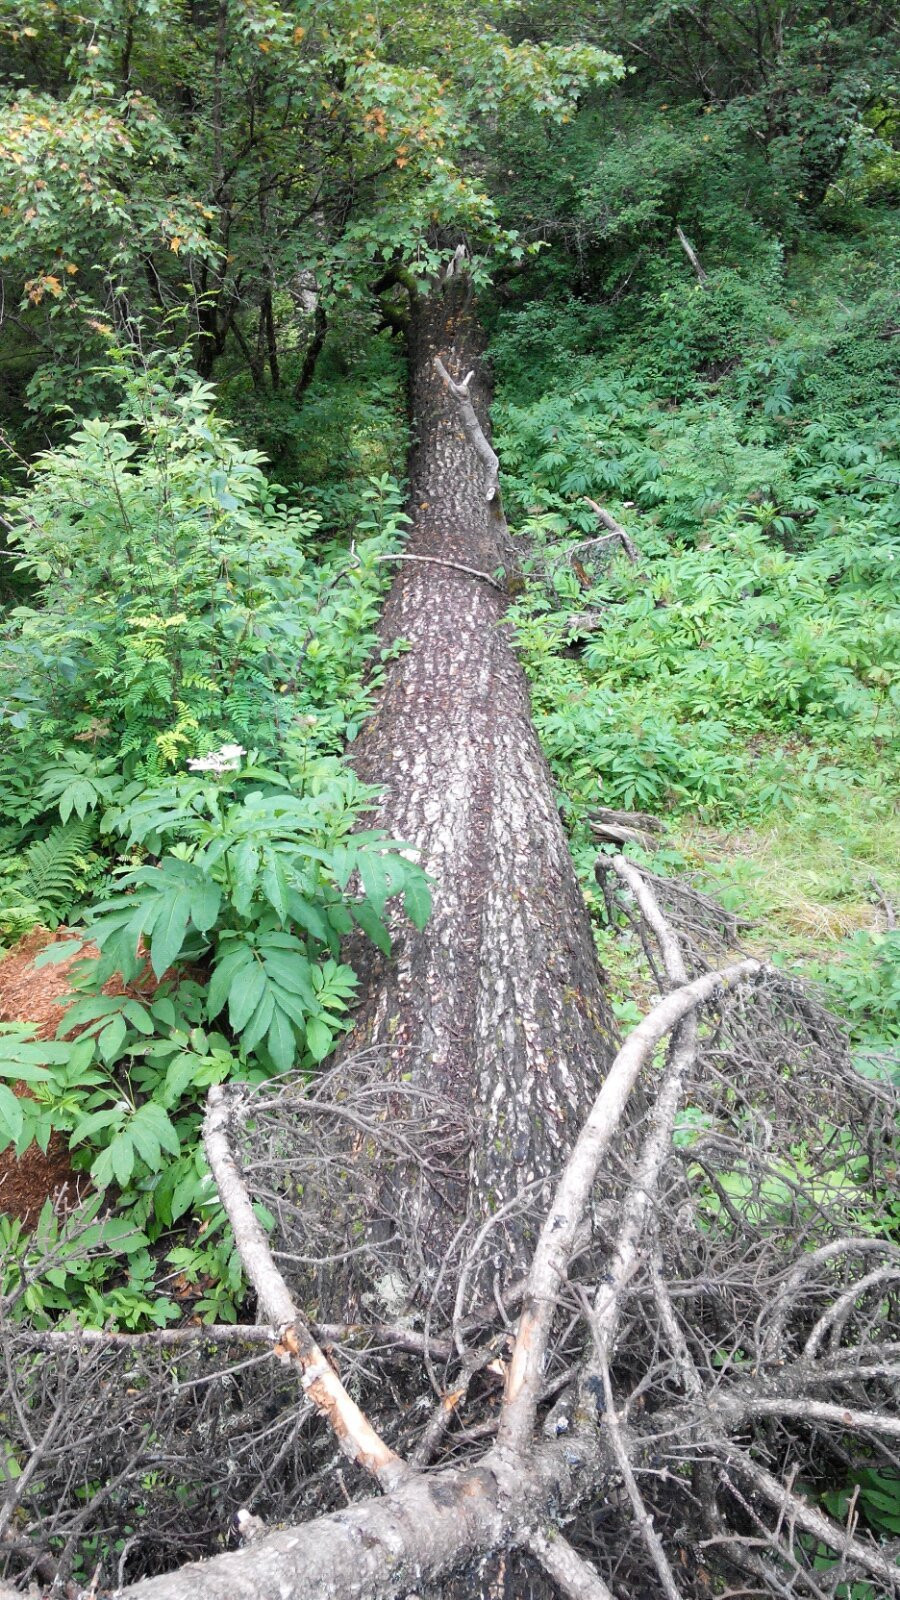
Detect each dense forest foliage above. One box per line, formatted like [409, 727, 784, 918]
[0, 0, 898, 1589]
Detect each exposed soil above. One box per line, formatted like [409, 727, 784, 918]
[0, 928, 92, 1222]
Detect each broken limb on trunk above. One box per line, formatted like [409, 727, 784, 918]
[433, 354, 502, 506]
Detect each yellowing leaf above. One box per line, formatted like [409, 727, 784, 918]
[292, 25, 304, 42]
[169, 236, 182, 254]
[257, 36, 271, 52]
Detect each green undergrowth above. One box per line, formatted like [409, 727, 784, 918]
[494, 222, 899, 1069]
[0, 344, 424, 1327]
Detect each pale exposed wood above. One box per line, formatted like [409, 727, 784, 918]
[675, 224, 708, 286]
[497, 956, 760, 1455]
[583, 498, 639, 561]
[433, 354, 502, 503]
[525, 1529, 619, 1600]
[203, 1085, 409, 1491]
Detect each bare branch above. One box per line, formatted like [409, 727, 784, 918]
[759, 1237, 900, 1361]
[376, 550, 505, 591]
[586, 859, 698, 1372]
[713, 1393, 900, 1440]
[434, 355, 501, 503]
[203, 1084, 409, 1490]
[723, 1445, 900, 1593]
[498, 956, 760, 1455]
[598, 1357, 686, 1600]
[525, 1528, 619, 1600]
[803, 1265, 900, 1358]
[583, 498, 639, 561]
[675, 224, 708, 286]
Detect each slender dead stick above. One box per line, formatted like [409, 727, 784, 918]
[583, 499, 639, 562]
[203, 1084, 410, 1490]
[497, 956, 760, 1455]
[377, 551, 505, 591]
[598, 1357, 686, 1600]
[723, 1445, 900, 1593]
[585, 857, 697, 1368]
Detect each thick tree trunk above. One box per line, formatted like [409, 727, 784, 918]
[338, 277, 617, 1296]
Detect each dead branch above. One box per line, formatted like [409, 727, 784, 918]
[584, 860, 697, 1369]
[722, 1445, 900, 1594]
[376, 550, 505, 590]
[598, 1357, 686, 1600]
[583, 498, 639, 561]
[525, 1528, 618, 1600]
[434, 355, 501, 503]
[675, 224, 708, 286]
[498, 955, 760, 1455]
[203, 1084, 409, 1491]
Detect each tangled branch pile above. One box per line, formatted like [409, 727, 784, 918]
[2, 860, 898, 1600]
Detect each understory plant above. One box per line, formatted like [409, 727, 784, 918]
[0, 347, 425, 1326]
[0, 752, 431, 1325]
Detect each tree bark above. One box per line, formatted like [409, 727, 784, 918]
[336, 275, 617, 1297]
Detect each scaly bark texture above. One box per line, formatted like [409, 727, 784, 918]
[341, 277, 617, 1284]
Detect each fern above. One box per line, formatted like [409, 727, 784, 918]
[13, 820, 96, 918]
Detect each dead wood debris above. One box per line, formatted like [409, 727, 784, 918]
[1, 874, 897, 1600]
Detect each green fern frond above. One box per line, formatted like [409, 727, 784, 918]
[16, 820, 96, 913]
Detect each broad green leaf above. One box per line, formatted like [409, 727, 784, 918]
[122, 1000, 155, 1035]
[97, 1216, 149, 1253]
[207, 941, 255, 1019]
[70, 1106, 126, 1146]
[110, 1131, 136, 1189]
[259, 949, 316, 1006]
[138, 1102, 180, 1156]
[287, 895, 329, 943]
[149, 888, 193, 978]
[260, 857, 289, 923]
[228, 960, 267, 1033]
[358, 851, 391, 916]
[189, 876, 222, 934]
[33, 939, 86, 968]
[0, 1085, 24, 1146]
[305, 1016, 332, 1063]
[350, 899, 391, 956]
[171, 1171, 200, 1221]
[230, 839, 260, 918]
[98, 1013, 128, 1063]
[404, 876, 432, 930]
[240, 989, 276, 1054]
[267, 1007, 296, 1072]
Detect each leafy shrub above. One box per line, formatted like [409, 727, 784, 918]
[0, 753, 431, 1324]
[0, 347, 407, 778]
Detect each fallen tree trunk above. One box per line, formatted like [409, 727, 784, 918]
[332, 272, 617, 1287]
